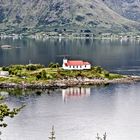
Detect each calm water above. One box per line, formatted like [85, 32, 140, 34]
[0, 38, 140, 75]
[0, 38, 140, 140]
[1, 84, 140, 140]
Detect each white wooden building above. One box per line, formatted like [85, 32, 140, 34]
[0, 71, 9, 77]
[62, 59, 91, 70]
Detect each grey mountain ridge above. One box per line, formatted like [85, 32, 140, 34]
[0, 0, 140, 33]
[104, 0, 140, 22]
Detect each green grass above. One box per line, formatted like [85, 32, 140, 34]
[108, 73, 124, 80]
[0, 77, 8, 82]
[0, 64, 125, 84]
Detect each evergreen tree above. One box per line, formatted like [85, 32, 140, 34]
[48, 126, 56, 140]
[96, 132, 107, 140]
[103, 132, 107, 140]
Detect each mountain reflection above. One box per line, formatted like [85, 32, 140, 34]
[62, 87, 90, 102]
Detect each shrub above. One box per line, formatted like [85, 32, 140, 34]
[36, 70, 47, 80]
[2, 67, 9, 71]
[94, 66, 103, 73]
[2, 65, 25, 75]
[41, 70, 47, 79]
[26, 65, 37, 71]
[48, 63, 60, 68]
[9, 65, 25, 70]
[9, 69, 19, 75]
[104, 71, 110, 78]
[48, 62, 54, 68]
[26, 64, 45, 71]
[46, 74, 53, 79]
[36, 73, 42, 80]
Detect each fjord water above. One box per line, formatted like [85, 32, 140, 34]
[0, 38, 140, 140]
[0, 38, 140, 75]
[1, 84, 140, 140]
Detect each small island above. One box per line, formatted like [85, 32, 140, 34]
[0, 62, 140, 89]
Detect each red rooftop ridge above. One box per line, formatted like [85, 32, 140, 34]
[65, 60, 90, 66]
[62, 59, 91, 70]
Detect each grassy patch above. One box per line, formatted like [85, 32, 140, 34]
[108, 73, 124, 80]
[0, 77, 8, 82]
[0, 64, 124, 84]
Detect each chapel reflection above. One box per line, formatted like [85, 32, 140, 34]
[62, 87, 90, 102]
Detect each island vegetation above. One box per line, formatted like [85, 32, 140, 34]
[0, 63, 123, 80]
[0, 63, 139, 89]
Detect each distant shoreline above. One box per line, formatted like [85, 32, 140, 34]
[0, 32, 140, 41]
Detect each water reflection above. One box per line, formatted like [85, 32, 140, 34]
[1, 84, 140, 140]
[62, 87, 90, 102]
[1, 88, 91, 103]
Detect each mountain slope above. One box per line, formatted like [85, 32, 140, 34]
[103, 0, 140, 22]
[0, 0, 140, 33]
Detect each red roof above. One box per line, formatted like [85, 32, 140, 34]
[65, 60, 90, 66]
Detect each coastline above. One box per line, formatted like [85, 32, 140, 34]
[0, 64, 140, 90]
[0, 75, 140, 90]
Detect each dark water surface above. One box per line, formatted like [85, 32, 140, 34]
[0, 39, 140, 140]
[0, 38, 140, 75]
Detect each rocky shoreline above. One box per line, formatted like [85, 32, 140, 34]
[0, 76, 140, 90]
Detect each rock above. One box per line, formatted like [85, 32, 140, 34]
[0, 75, 140, 89]
[1, 45, 12, 49]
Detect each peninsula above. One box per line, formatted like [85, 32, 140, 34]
[0, 64, 140, 89]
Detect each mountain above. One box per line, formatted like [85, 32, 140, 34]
[103, 0, 140, 22]
[0, 0, 140, 34]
